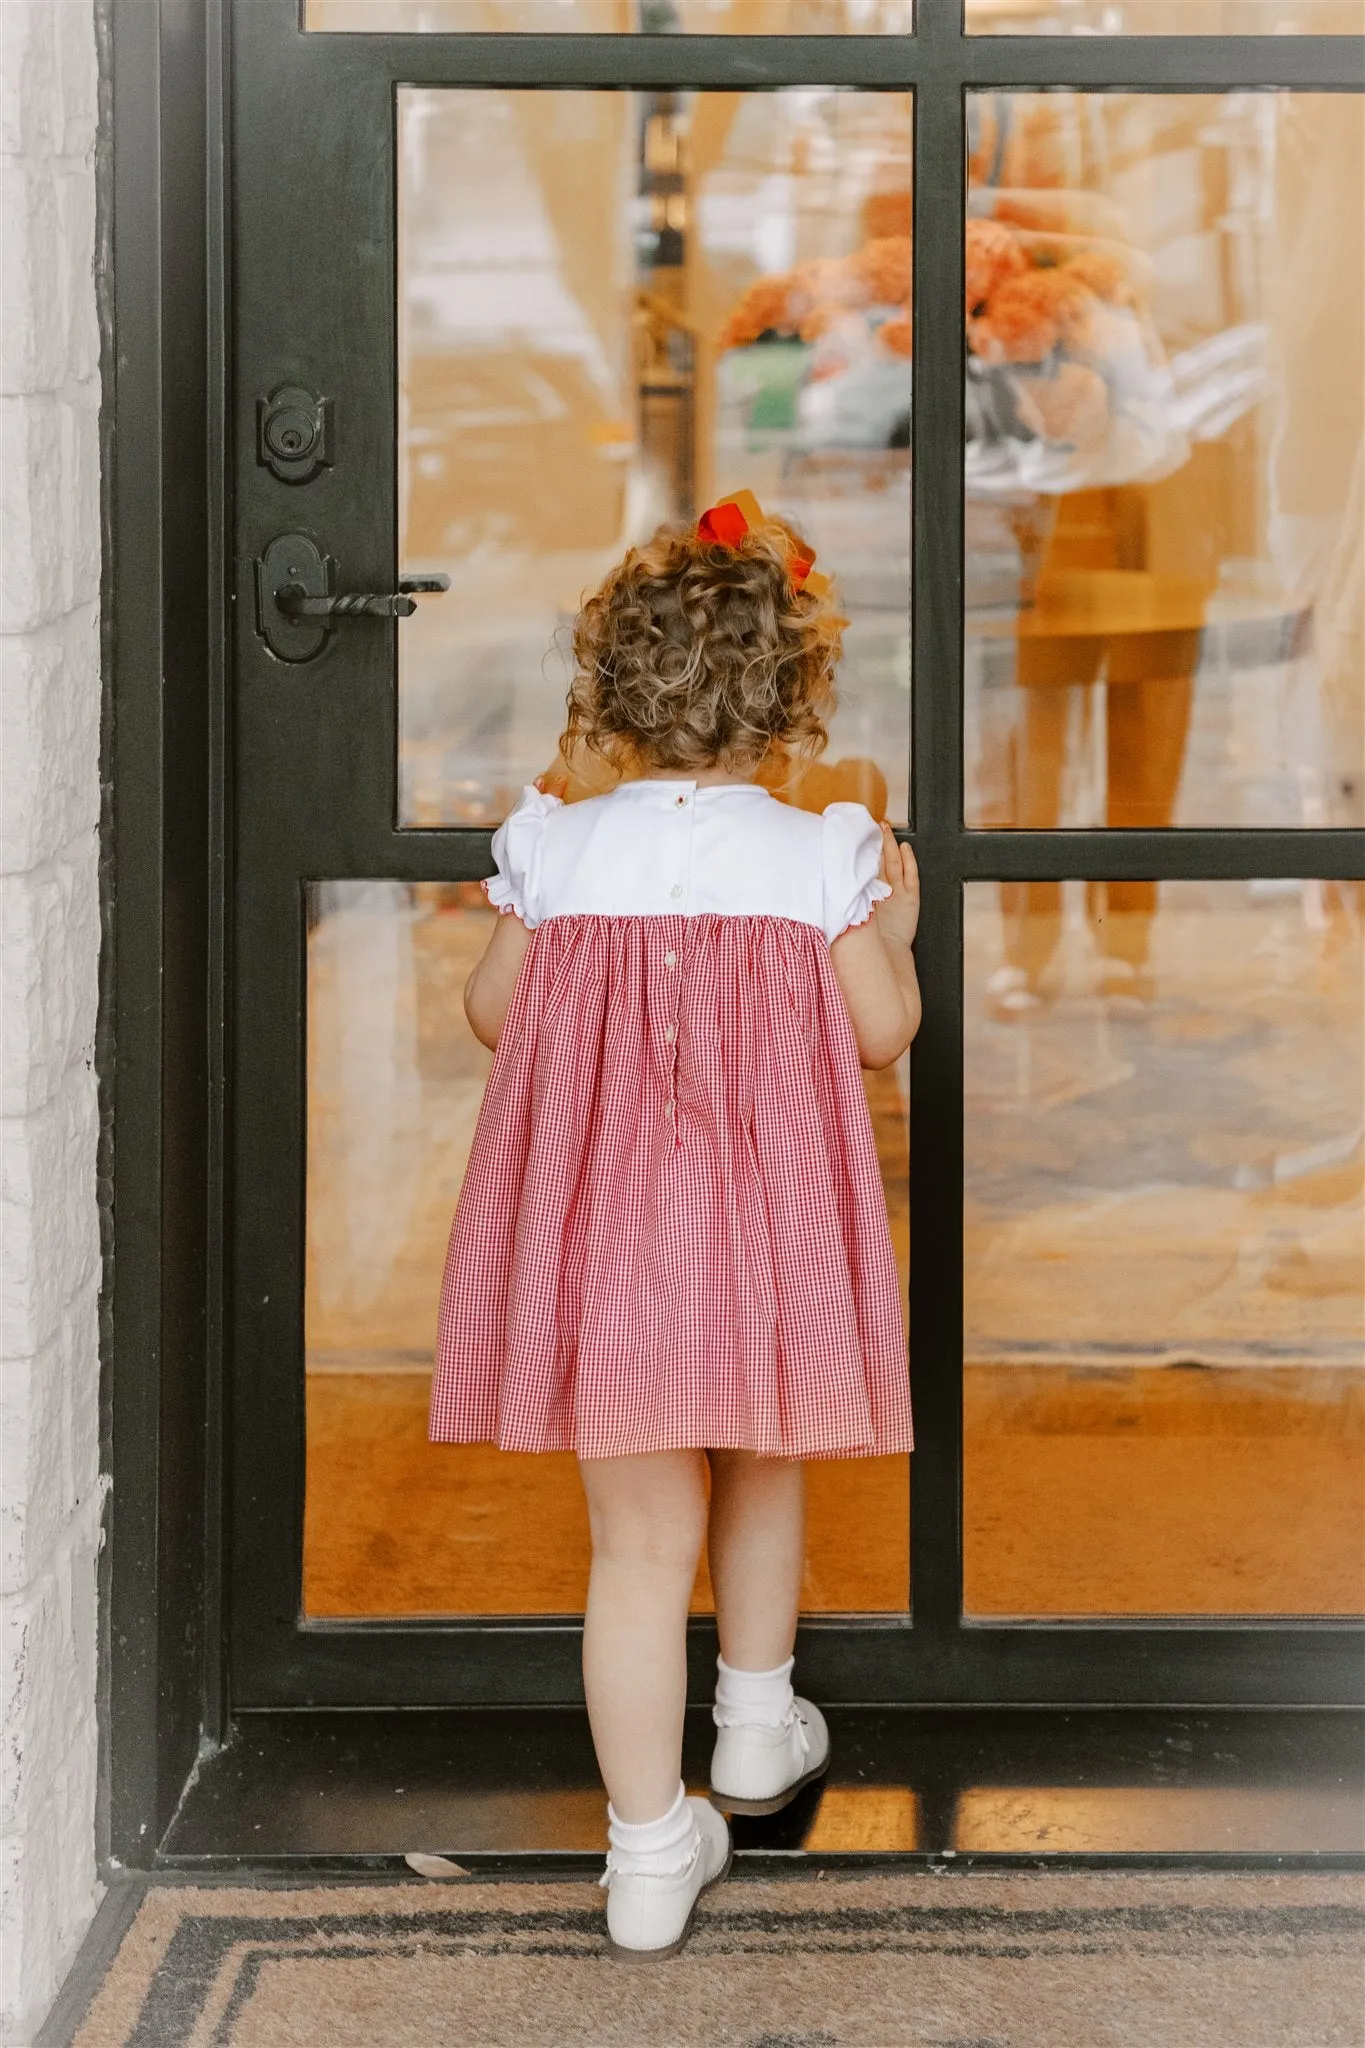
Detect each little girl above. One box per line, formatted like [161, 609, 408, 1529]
[429, 492, 920, 1957]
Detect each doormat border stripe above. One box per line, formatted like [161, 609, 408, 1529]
[43, 1869, 1365, 2048]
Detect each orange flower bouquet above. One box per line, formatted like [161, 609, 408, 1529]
[963, 211, 1186, 494]
[716, 233, 914, 454]
[714, 192, 1184, 487]
[719, 236, 912, 354]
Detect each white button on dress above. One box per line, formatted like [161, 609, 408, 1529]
[664, 950, 677, 968]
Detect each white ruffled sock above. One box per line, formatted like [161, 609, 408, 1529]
[713, 1653, 796, 1729]
[601, 1780, 700, 1884]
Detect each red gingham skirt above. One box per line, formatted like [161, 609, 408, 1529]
[430, 915, 911, 1461]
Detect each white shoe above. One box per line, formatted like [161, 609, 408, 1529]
[709, 1698, 831, 1816]
[600, 1797, 732, 1958]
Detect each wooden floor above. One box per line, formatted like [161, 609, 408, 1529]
[303, 1364, 1365, 1618]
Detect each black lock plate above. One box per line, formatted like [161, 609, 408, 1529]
[257, 384, 333, 485]
[255, 533, 335, 662]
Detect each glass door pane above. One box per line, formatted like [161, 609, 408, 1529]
[965, 2, 1364, 27]
[397, 87, 913, 826]
[308, 1, 915, 32]
[304, 882, 910, 1615]
[963, 92, 1363, 831]
[963, 877, 1364, 1616]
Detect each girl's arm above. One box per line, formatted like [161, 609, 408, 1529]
[829, 823, 922, 1070]
[464, 913, 533, 1050]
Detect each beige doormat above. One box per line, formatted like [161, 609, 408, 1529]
[72, 1869, 1364, 2047]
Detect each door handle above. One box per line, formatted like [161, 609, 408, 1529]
[255, 532, 448, 662]
[277, 575, 450, 621]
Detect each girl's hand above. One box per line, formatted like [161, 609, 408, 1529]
[828, 824, 923, 1066]
[876, 821, 920, 950]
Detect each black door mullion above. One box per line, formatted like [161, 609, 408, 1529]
[961, 33, 1365, 93]
[954, 830, 1365, 883]
[292, 23, 1365, 94]
[354, 31, 922, 89]
[904, 868, 966, 1646]
[232, 0, 407, 1684]
[377, 826, 1365, 893]
[229, 872, 310, 1684]
[237, 1614, 1365, 1709]
[911, 0, 968, 857]
[908, 7, 968, 1652]
[234, 3, 402, 842]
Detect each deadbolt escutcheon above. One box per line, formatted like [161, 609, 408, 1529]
[257, 384, 333, 485]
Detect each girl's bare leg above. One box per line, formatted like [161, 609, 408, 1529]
[706, 1450, 805, 1671]
[578, 1448, 709, 1822]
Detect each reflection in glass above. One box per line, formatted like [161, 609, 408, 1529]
[952, 1788, 1365, 1855]
[964, 93, 1364, 842]
[967, 1, 1362, 25]
[303, 882, 909, 1617]
[963, 878, 1365, 1617]
[310, 0, 912, 31]
[398, 88, 912, 825]
[803, 1789, 922, 1851]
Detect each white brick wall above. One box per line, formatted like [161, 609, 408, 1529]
[0, 3, 104, 2040]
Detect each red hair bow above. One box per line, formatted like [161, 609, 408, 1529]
[696, 488, 829, 595]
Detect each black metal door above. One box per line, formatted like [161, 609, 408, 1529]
[229, 0, 1364, 1711]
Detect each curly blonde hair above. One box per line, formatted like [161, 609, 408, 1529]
[560, 516, 845, 777]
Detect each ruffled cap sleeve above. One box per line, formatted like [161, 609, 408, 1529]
[821, 801, 891, 944]
[483, 785, 563, 928]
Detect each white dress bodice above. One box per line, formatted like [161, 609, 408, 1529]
[485, 780, 890, 946]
